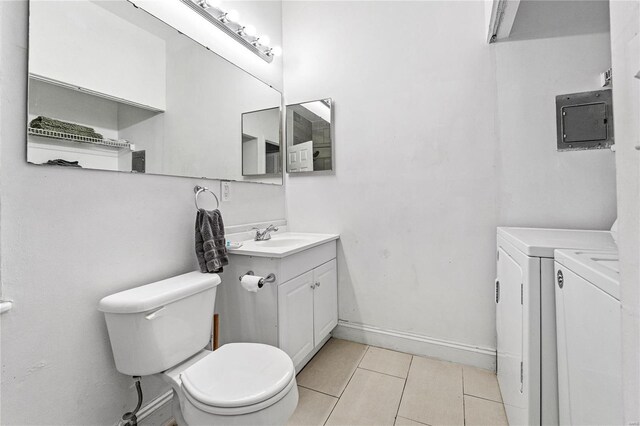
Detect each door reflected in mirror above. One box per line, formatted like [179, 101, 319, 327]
[242, 107, 282, 176]
[286, 99, 333, 173]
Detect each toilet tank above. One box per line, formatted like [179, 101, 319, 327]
[98, 271, 221, 376]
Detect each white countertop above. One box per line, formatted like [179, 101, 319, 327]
[227, 232, 339, 258]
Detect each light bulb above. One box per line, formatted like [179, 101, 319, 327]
[243, 24, 257, 37]
[226, 9, 240, 22]
[199, 0, 221, 9]
[258, 35, 270, 46]
[270, 46, 282, 57]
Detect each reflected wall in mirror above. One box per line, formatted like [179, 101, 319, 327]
[27, 0, 282, 185]
[242, 108, 282, 176]
[286, 99, 333, 173]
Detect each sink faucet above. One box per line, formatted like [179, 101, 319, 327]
[253, 224, 279, 241]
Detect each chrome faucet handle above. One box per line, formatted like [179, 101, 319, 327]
[252, 227, 265, 240]
[252, 225, 279, 241]
[262, 225, 279, 240]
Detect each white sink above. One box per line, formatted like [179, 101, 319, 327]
[254, 238, 312, 248]
[228, 232, 339, 258]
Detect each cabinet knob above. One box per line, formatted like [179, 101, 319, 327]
[310, 284, 316, 289]
[316, 282, 321, 287]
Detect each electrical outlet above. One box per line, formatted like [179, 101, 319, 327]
[221, 181, 231, 202]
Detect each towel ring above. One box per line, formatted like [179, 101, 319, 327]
[194, 185, 220, 210]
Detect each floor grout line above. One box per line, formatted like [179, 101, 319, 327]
[462, 367, 467, 426]
[394, 355, 414, 421]
[322, 346, 368, 426]
[463, 393, 505, 405]
[357, 345, 372, 368]
[395, 415, 432, 426]
[357, 365, 409, 380]
[297, 384, 340, 399]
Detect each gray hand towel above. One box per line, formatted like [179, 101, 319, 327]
[195, 208, 229, 273]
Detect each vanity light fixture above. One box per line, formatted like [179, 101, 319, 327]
[237, 25, 257, 37]
[197, 0, 220, 9]
[180, 0, 282, 63]
[267, 46, 282, 57]
[219, 9, 239, 23]
[252, 35, 270, 47]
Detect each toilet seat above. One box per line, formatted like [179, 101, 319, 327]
[180, 343, 295, 415]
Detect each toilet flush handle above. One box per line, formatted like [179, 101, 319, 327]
[145, 306, 166, 320]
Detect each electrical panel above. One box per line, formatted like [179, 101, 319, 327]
[556, 90, 613, 151]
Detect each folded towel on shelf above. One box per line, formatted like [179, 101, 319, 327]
[195, 208, 228, 273]
[43, 159, 82, 168]
[30, 116, 103, 139]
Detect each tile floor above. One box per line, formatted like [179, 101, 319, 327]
[288, 338, 508, 426]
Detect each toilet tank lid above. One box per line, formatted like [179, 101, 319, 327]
[98, 271, 221, 314]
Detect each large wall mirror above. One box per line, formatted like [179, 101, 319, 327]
[27, 0, 282, 185]
[286, 99, 333, 173]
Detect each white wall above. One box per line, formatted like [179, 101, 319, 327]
[30, 1, 167, 110]
[0, 1, 285, 425]
[494, 32, 617, 229]
[609, 1, 640, 423]
[282, 1, 617, 368]
[283, 1, 501, 367]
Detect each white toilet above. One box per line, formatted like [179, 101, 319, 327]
[98, 271, 298, 425]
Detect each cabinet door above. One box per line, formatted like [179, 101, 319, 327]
[278, 271, 315, 366]
[313, 259, 338, 344]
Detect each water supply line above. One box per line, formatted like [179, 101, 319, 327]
[121, 376, 143, 426]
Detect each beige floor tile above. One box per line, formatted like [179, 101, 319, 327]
[297, 338, 368, 397]
[287, 386, 337, 426]
[398, 356, 464, 426]
[326, 368, 405, 426]
[464, 395, 508, 426]
[463, 365, 503, 402]
[359, 346, 413, 378]
[394, 416, 429, 425]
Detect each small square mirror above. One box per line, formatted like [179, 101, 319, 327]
[242, 107, 282, 176]
[286, 98, 333, 173]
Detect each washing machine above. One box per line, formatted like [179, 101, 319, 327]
[554, 249, 622, 425]
[496, 227, 617, 426]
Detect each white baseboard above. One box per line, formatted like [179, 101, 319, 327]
[137, 390, 174, 423]
[333, 321, 496, 371]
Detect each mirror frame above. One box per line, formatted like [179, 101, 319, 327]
[285, 98, 334, 174]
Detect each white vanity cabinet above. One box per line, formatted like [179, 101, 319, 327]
[278, 259, 338, 367]
[217, 233, 339, 371]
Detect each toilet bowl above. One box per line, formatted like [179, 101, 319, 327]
[98, 271, 298, 425]
[161, 344, 298, 425]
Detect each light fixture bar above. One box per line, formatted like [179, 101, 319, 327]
[178, 0, 274, 63]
